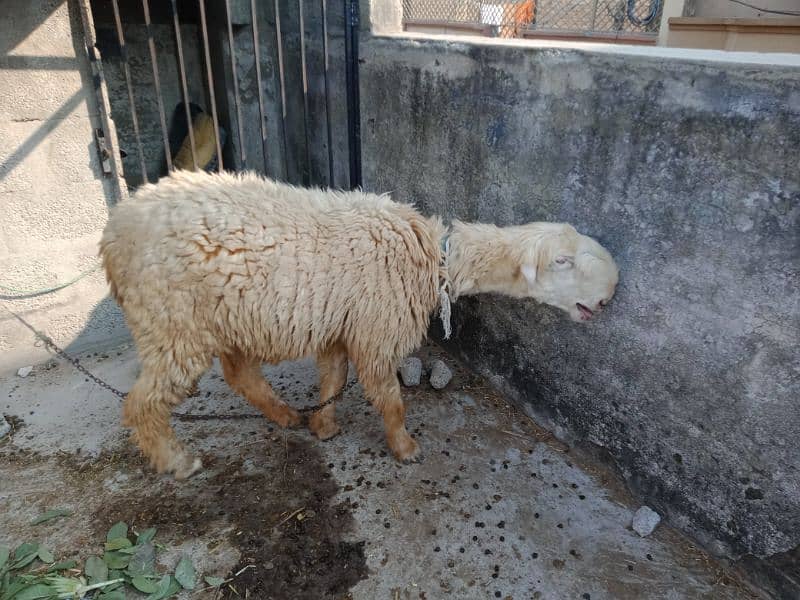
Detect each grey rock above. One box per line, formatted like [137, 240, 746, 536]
[17, 366, 32, 378]
[632, 506, 661, 537]
[0, 416, 11, 439]
[399, 357, 422, 387]
[429, 359, 453, 390]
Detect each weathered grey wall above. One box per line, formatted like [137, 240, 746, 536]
[360, 36, 799, 594]
[0, 0, 126, 371]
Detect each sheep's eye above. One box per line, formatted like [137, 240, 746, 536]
[553, 256, 574, 268]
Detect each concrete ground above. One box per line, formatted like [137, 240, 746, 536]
[1, 341, 757, 600]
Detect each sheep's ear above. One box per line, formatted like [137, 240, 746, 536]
[521, 264, 537, 285]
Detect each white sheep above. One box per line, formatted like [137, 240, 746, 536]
[100, 170, 618, 478]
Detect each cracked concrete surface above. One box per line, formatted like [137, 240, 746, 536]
[1, 342, 756, 599]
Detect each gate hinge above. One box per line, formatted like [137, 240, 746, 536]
[94, 127, 113, 176]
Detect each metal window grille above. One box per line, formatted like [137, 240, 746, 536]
[402, 0, 663, 39]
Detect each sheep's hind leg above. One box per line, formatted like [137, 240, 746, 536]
[123, 364, 205, 479]
[309, 342, 348, 441]
[360, 369, 421, 463]
[221, 351, 301, 428]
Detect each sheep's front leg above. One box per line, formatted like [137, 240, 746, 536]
[362, 371, 420, 462]
[309, 343, 348, 440]
[221, 352, 301, 428]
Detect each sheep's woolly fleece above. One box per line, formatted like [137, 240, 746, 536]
[102, 170, 447, 384]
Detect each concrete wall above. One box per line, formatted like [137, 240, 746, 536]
[0, 0, 126, 371]
[359, 35, 800, 595]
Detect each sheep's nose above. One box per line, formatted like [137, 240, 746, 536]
[597, 299, 608, 310]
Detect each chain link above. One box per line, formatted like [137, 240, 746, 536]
[39, 334, 129, 400]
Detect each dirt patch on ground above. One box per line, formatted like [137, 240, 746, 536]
[90, 436, 368, 600]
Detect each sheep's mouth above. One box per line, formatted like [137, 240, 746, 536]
[576, 303, 594, 320]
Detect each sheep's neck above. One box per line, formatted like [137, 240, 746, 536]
[444, 224, 527, 300]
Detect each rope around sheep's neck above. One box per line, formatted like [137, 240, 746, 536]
[438, 231, 453, 339]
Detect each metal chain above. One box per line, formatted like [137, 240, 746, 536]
[40, 332, 337, 415]
[1, 303, 336, 417]
[39, 334, 128, 399]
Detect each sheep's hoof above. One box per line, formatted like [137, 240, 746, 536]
[273, 406, 302, 429]
[308, 405, 340, 440]
[309, 417, 341, 441]
[402, 452, 425, 465]
[391, 435, 421, 463]
[173, 455, 203, 480]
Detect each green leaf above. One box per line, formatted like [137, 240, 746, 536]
[102, 551, 130, 570]
[96, 592, 126, 600]
[0, 579, 31, 600]
[131, 575, 159, 594]
[125, 543, 155, 579]
[145, 574, 181, 600]
[13, 543, 38, 561]
[46, 559, 77, 572]
[145, 575, 171, 600]
[30, 509, 71, 526]
[0, 546, 9, 571]
[104, 538, 132, 551]
[135, 528, 157, 545]
[84, 555, 108, 584]
[106, 522, 128, 543]
[36, 547, 53, 564]
[100, 570, 126, 592]
[10, 543, 40, 570]
[204, 576, 225, 587]
[173, 556, 195, 590]
[165, 576, 182, 597]
[8, 583, 56, 600]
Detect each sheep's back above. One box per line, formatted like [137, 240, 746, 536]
[100, 171, 442, 365]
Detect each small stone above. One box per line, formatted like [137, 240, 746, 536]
[0, 416, 11, 439]
[17, 366, 32, 378]
[429, 360, 453, 390]
[632, 506, 661, 537]
[399, 357, 422, 387]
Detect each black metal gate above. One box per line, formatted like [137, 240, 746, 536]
[84, 0, 361, 192]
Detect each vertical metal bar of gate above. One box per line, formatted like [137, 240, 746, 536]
[298, 0, 312, 186]
[320, 0, 335, 187]
[110, 0, 147, 181]
[224, 0, 247, 169]
[198, 0, 224, 172]
[274, 0, 290, 180]
[142, 0, 173, 171]
[250, 0, 270, 175]
[170, 0, 198, 170]
[344, 0, 362, 189]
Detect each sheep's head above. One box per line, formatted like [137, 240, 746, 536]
[518, 224, 619, 322]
